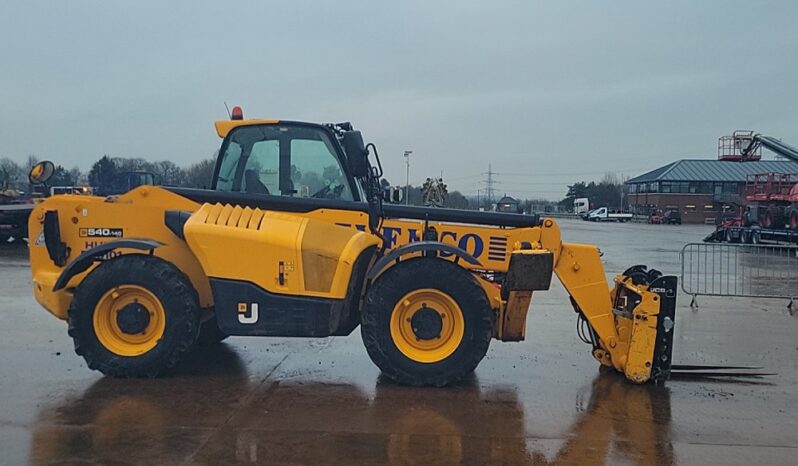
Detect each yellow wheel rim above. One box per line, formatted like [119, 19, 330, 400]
[390, 288, 465, 363]
[93, 285, 166, 357]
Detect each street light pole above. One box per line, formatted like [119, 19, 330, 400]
[404, 150, 413, 205]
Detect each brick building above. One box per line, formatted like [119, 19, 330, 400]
[625, 159, 798, 224]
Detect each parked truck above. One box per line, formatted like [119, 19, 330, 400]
[573, 197, 589, 215]
[585, 207, 633, 222]
[0, 170, 34, 243]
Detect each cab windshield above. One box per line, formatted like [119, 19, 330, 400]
[214, 124, 355, 201]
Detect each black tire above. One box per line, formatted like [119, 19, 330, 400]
[196, 314, 229, 346]
[764, 210, 774, 228]
[68, 254, 200, 377]
[361, 257, 493, 387]
[764, 207, 784, 229]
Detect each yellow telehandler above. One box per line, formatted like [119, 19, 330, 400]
[27, 109, 679, 386]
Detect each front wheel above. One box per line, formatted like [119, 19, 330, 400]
[68, 254, 200, 377]
[361, 258, 493, 387]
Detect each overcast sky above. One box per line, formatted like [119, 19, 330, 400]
[1, 1, 796, 199]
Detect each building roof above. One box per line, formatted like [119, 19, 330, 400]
[497, 195, 518, 204]
[626, 159, 798, 184]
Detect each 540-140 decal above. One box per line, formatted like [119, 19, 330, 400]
[79, 228, 124, 238]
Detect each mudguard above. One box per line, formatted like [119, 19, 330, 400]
[366, 241, 481, 281]
[53, 239, 162, 291]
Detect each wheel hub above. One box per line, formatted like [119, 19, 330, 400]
[116, 303, 151, 334]
[389, 288, 465, 364]
[410, 305, 443, 340]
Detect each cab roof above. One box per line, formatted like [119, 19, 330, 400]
[214, 119, 280, 138]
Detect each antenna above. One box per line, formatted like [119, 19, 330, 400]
[223, 102, 231, 119]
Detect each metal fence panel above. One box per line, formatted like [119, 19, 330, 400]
[680, 243, 798, 304]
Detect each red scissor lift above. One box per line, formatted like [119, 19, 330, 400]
[743, 173, 798, 229]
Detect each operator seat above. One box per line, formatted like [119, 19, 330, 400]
[244, 169, 270, 195]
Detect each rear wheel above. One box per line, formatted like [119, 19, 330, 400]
[68, 254, 200, 377]
[361, 258, 493, 387]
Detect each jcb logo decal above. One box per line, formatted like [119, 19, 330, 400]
[238, 302, 258, 324]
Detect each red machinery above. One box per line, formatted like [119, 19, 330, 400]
[743, 173, 798, 228]
[706, 132, 798, 243]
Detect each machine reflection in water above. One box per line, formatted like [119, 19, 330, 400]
[31, 349, 674, 465]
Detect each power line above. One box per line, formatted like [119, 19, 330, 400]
[445, 167, 647, 181]
[493, 168, 647, 177]
[497, 180, 581, 186]
[445, 173, 483, 182]
[462, 189, 567, 195]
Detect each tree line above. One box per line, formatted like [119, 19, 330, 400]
[0, 155, 216, 194]
[558, 172, 627, 211]
[87, 155, 216, 190]
[4, 154, 625, 213]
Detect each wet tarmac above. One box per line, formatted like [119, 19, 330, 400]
[1, 219, 796, 465]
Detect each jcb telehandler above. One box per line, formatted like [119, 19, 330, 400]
[27, 109, 678, 386]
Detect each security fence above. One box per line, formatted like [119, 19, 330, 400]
[680, 242, 798, 309]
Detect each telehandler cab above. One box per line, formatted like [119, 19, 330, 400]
[28, 109, 679, 386]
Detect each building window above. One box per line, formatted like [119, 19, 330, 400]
[684, 204, 697, 212]
[723, 182, 738, 193]
[703, 204, 716, 212]
[661, 182, 671, 193]
[628, 184, 637, 194]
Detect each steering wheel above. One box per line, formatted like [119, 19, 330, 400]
[311, 185, 332, 199]
[311, 184, 345, 199]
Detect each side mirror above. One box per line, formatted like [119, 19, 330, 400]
[342, 131, 369, 178]
[29, 161, 55, 185]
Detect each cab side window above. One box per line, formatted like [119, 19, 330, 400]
[216, 125, 354, 201]
[290, 139, 352, 200]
